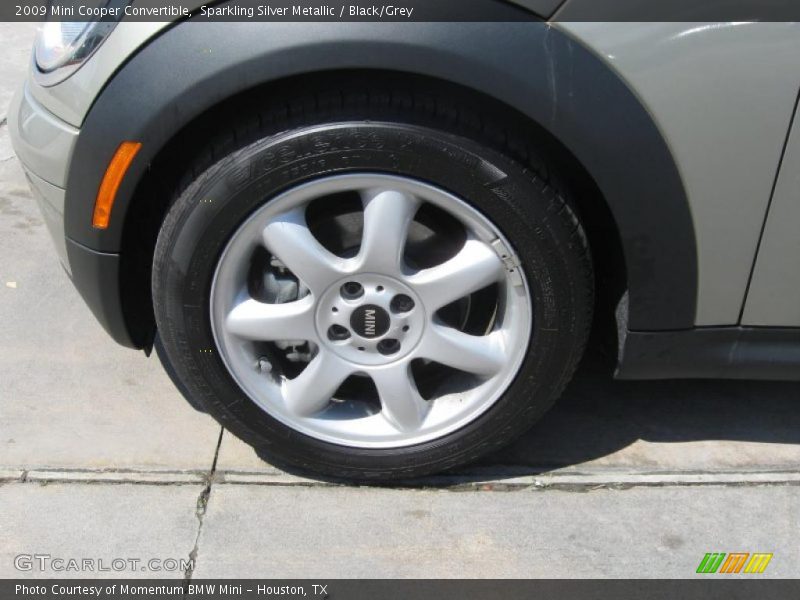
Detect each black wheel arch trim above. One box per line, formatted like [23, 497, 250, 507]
[64, 17, 697, 346]
[65, 238, 138, 348]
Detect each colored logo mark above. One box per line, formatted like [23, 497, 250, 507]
[696, 552, 773, 574]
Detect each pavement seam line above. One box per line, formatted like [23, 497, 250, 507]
[7, 467, 800, 490]
[182, 427, 224, 594]
[21, 468, 207, 485]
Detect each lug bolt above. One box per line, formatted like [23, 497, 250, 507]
[327, 325, 351, 341]
[340, 281, 364, 300]
[390, 294, 415, 313]
[377, 338, 401, 355]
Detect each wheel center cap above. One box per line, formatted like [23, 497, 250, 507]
[316, 274, 426, 366]
[350, 304, 390, 338]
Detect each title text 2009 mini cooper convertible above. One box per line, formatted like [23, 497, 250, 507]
[10, 6, 800, 479]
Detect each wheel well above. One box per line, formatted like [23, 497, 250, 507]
[119, 69, 627, 351]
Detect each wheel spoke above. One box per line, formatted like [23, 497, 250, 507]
[406, 239, 505, 311]
[262, 208, 347, 295]
[358, 189, 420, 274]
[225, 295, 317, 342]
[282, 351, 352, 417]
[419, 325, 506, 376]
[371, 364, 429, 432]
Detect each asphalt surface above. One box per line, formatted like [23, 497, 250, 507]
[1, 23, 800, 579]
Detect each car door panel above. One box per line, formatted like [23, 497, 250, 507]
[742, 94, 800, 326]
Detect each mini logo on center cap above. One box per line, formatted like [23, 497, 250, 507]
[351, 305, 390, 338]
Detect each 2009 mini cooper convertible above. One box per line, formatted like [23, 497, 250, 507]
[10, 5, 800, 479]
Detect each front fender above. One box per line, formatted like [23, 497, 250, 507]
[64, 17, 696, 332]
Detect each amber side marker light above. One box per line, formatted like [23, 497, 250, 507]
[92, 141, 142, 229]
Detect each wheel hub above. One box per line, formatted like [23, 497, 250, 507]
[315, 274, 426, 366]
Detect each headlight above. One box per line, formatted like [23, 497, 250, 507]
[34, 17, 118, 85]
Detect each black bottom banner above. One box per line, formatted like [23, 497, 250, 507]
[4, 579, 800, 600]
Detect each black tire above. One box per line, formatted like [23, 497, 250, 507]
[153, 332, 205, 413]
[152, 90, 593, 481]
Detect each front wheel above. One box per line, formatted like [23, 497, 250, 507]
[153, 117, 592, 481]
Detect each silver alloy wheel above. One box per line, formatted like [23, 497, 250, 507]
[210, 174, 532, 448]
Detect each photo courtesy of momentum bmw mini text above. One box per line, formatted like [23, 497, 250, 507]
[1, 0, 800, 597]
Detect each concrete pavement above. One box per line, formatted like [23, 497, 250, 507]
[1, 23, 799, 580]
[0, 483, 202, 580]
[191, 484, 800, 578]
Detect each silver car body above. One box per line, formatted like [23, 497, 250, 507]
[9, 16, 800, 378]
